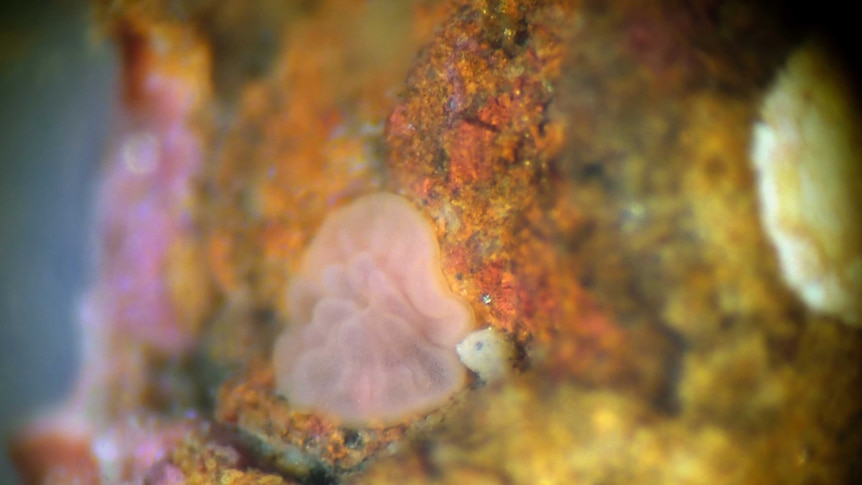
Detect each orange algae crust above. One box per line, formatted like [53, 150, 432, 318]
[382, 0, 667, 393]
[16, 0, 862, 483]
[163, 429, 297, 485]
[215, 364, 411, 476]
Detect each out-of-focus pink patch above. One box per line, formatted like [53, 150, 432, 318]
[89, 69, 203, 353]
[12, 26, 211, 483]
[91, 415, 195, 483]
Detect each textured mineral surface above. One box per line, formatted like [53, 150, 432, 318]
[9, 0, 862, 484]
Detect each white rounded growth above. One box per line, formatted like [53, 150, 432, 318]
[456, 327, 513, 384]
[273, 193, 474, 425]
[751, 41, 862, 325]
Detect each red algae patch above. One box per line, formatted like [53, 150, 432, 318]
[273, 193, 474, 425]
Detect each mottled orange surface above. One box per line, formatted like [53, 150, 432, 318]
[192, 0, 652, 475]
[166, 429, 295, 484]
[215, 365, 409, 475]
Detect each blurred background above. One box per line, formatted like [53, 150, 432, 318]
[0, 0, 115, 481]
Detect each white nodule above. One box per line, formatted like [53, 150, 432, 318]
[456, 327, 513, 384]
[751, 40, 862, 326]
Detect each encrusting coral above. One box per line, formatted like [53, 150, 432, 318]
[273, 192, 474, 425]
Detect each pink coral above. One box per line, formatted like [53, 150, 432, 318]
[273, 193, 474, 425]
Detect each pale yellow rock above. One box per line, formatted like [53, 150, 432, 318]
[751, 40, 862, 325]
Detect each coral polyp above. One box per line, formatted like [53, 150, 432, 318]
[273, 193, 474, 425]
